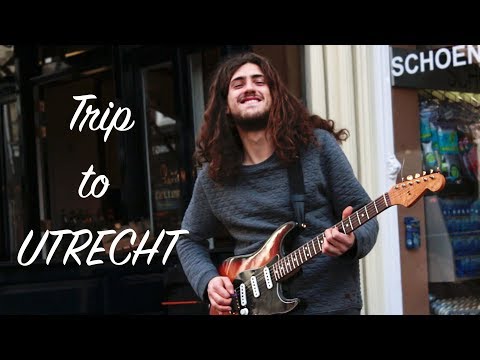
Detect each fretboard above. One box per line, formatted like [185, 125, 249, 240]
[272, 192, 391, 281]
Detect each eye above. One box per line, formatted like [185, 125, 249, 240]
[231, 81, 243, 89]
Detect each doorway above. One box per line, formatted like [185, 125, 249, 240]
[33, 61, 121, 260]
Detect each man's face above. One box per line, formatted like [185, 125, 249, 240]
[226, 63, 272, 131]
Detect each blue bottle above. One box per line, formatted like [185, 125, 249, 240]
[405, 217, 421, 250]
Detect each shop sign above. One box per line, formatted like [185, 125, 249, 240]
[391, 45, 480, 92]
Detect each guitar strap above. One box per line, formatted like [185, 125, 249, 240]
[287, 155, 306, 227]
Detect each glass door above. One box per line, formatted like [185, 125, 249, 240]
[142, 61, 184, 235]
[131, 46, 223, 244]
[0, 96, 25, 260]
[421, 89, 480, 314]
[30, 46, 117, 261]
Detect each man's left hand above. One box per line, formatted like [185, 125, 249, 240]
[322, 206, 356, 257]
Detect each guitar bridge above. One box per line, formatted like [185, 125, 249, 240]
[230, 287, 241, 315]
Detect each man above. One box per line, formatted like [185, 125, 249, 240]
[176, 52, 379, 315]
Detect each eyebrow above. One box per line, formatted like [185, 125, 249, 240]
[230, 73, 265, 83]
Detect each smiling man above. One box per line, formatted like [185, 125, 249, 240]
[227, 63, 272, 132]
[175, 52, 379, 315]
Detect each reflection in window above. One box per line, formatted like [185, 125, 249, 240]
[188, 52, 205, 140]
[419, 89, 480, 314]
[143, 62, 183, 238]
[0, 45, 15, 79]
[1, 100, 24, 260]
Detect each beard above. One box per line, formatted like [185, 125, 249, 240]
[230, 110, 269, 132]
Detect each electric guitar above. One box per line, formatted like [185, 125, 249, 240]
[211, 170, 446, 315]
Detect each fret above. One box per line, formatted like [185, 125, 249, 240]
[285, 258, 291, 272]
[341, 221, 346, 234]
[313, 238, 319, 254]
[364, 205, 369, 219]
[383, 194, 388, 208]
[290, 257, 295, 270]
[350, 216, 357, 229]
[279, 262, 285, 277]
[350, 215, 355, 227]
[307, 244, 312, 258]
[297, 249, 303, 264]
[313, 236, 322, 255]
[318, 235, 323, 249]
[289, 254, 296, 270]
[294, 250, 299, 266]
[273, 264, 280, 281]
[373, 199, 378, 213]
[303, 246, 308, 260]
[356, 211, 361, 225]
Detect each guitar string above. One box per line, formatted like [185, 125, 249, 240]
[235, 200, 384, 298]
[232, 199, 388, 303]
[233, 179, 437, 310]
[230, 179, 437, 311]
[237, 193, 424, 309]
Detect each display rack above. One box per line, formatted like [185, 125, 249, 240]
[421, 88, 480, 284]
[426, 195, 480, 282]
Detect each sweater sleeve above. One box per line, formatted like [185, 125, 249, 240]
[175, 169, 220, 300]
[317, 129, 379, 260]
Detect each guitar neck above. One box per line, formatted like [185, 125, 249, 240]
[272, 192, 392, 281]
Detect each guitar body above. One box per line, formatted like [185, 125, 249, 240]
[210, 221, 301, 315]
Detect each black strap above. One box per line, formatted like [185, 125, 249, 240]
[287, 156, 305, 226]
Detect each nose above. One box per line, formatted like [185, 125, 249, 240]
[244, 79, 256, 92]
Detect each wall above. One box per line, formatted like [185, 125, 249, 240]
[392, 87, 430, 314]
[304, 45, 404, 314]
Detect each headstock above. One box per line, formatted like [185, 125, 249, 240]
[388, 169, 446, 208]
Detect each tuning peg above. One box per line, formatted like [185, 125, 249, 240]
[436, 167, 440, 173]
[422, 170, 426, 176]
[415, 173, 420, 179]
[407, 175, 413, 181]
[430, 169, 434, 174]
[402, 177, 404, 182]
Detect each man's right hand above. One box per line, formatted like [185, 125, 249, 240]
[207, 276, 235, 314]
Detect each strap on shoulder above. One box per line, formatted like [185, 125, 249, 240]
[287, 156, 306, 227]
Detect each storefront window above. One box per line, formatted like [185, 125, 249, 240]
[143, 62, 183, 237]
[1, 99, 25, 260]
[391, 45, 480, 314]
[421, 89, 480, 314]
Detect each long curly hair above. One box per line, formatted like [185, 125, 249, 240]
[195, 52, 349, 183]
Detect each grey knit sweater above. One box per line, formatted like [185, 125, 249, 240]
[176, 129, 379, 314]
